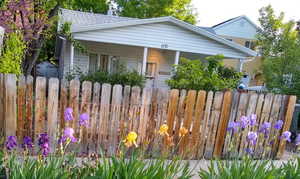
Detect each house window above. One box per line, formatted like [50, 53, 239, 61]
[88, 53, 99, 73]
[146, 62, 157, 77]
[100, 55, 109, 72]
[245, 41, 251, 48]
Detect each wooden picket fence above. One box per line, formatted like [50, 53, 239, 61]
[0, 73, 297, 159]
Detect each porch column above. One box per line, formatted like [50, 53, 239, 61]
[70, 43, 74, 71]
[141, 47, 148, 75]
[174, 51, 180, 66]
[237, 58, 244, 72]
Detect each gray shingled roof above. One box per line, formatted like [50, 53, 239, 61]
[60, 8, 136, 29]
[212, 16, 241, 28]
[60, 8, 218, 35]
[198, 26, 216, 34]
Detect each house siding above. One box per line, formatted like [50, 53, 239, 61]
[219, 36, 263, 86]
[213, 18, 258, 39]
[73, 22, 248, 59]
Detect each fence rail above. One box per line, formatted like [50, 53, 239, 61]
[0, 73, 296, 159]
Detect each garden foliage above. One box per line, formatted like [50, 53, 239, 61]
[0, 32, 25, 75]
[258, 5, 300, 97]
[1, 107, 300, 178]
[167, 55, 242, 91]
[0, 107, 192, 178]
[67, 65, 146, 87]
[198, 113, 300, 179]
[199, 157, 278, 179]
[80, 71, 146, 87]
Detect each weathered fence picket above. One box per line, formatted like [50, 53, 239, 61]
[17, 75, 26, 140]
[0, 74, 296, 159]
[34, 77, 46, 144]
[4, 74, 17, 138]
[47, 78, 59, 151]
[0, 74, 4, 137]
[276, 95, 297, 158]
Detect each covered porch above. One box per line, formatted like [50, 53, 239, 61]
[64, 41, 209, 88]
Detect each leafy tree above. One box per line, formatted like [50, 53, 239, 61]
[167, 55, 242, 91]
[66, 0, 108, 13]
[257, 5, 300, 96]
[114, 0, 197, 24]
[0, 0, 106, 75]
[38, 0, 109, 63]
[0, 31, 26, 75]
[0, 0, 67, 75]
[0, 0, 197, 75]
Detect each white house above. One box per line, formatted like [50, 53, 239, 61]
[58, 9, 257, 88]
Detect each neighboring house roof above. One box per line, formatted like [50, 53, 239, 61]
[59, 9, 257, 58]
[212, 16, 241, 28]
[211, 15, 260, 40]
[198, 26, 216, 34]
[212, 15, 259, 30]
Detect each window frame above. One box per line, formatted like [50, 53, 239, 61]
[145, 62, 157, 78]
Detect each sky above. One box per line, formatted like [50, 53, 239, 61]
[192, 0, 299, 27]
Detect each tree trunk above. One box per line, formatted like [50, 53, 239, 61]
[23, 3, 61, 75]
[23, 37, 44, 75]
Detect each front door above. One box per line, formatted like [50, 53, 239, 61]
[145, 62, 157, 88]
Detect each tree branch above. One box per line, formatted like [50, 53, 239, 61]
[48, 3, 60, 19]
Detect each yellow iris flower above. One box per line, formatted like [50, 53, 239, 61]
[123, 131, 138, 148]
[179, 127, 188, 137]
[158, 124, 169, 136]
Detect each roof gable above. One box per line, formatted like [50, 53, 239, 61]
[60, 9, 257, 58]
[212, 16, 259, 39]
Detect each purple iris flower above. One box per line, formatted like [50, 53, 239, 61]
[239, 116, 249, 129]
[79, 113, 89, 127]
[245, 148, 254, 154]
[64, 108, 73, 121]
[58, 128, 77, 144]
[281, 131, 291, 142]
[38, 133, 50, 156]
[247, 131, 258, 145]
[258, 122, 271, 137]
[5, 136, 17, 151]
[295, 134, 300, 146]
[227, 121, 239, 134]
[22, 136, 33, 149]
[274, 120, 283, 130]
[249, 114, 257, 126]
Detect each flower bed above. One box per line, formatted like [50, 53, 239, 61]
[1, 108, 299, 178]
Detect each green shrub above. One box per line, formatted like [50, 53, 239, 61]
[0, 32, 26, 75]
[166, 55, 242, 91]
[75, 68, 146, 87]
[0, 151, 5, 178]
[73, 151, 192, 179]
[3, 151, 192, 179]
[199, 157, 278, 179]
[278, 158, 300, 179]
[6, 155, 75, 179]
